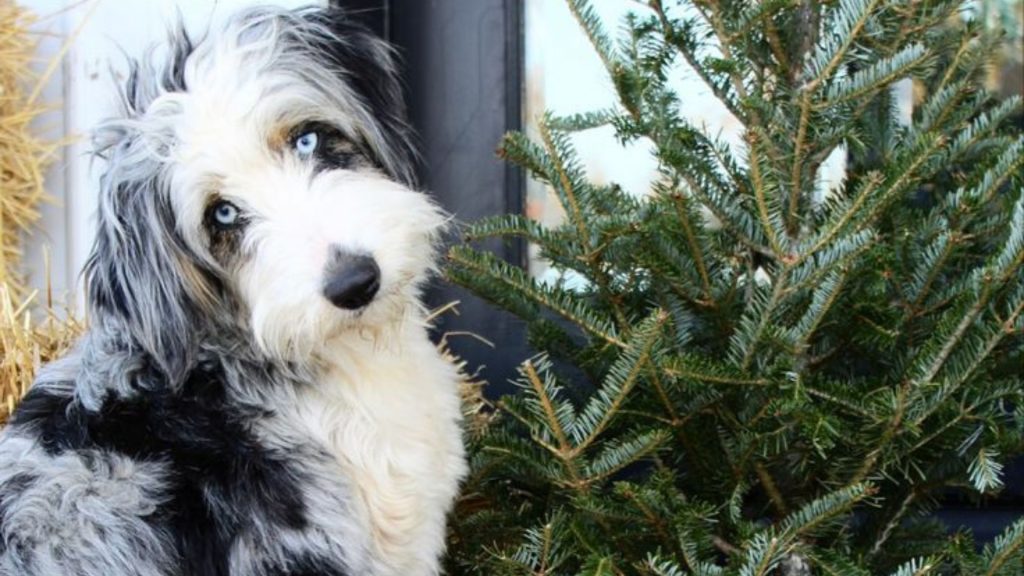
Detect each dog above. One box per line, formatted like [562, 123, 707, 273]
[0, 6, 466, 575]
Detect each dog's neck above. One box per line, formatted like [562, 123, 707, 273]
[54, 305, 430, 410]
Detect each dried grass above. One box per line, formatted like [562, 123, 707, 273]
[430, 302, 496, 439]
[0, 285, 80, 425]
[0, 1, 79, 426]
[438, 336, 494, 440]
[0, 0, 58, 301]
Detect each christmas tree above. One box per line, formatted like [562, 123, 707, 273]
[444, 1, 1024, 574]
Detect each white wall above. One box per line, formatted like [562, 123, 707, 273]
[22, 0, 320, 307]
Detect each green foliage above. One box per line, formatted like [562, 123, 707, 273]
[445, 1, 1024, 574]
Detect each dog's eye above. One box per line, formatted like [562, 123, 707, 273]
[294, 131, 319, 158]
[211, 201, 241, 228]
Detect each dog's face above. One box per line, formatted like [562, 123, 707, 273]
[86, 8, 443, 372]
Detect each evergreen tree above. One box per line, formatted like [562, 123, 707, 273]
[444, 1, 1024, 574]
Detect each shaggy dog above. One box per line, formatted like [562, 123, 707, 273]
[0, 6, 466, 576]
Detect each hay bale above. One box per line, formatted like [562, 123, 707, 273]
[0, 0, 56, 301]
[0, 1, 76, 425]
[0, 286, 80, 424]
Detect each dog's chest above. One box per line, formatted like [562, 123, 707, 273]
[289, 336, 466, 575]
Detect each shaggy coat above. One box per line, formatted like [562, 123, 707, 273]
[0, 7, 466, 576]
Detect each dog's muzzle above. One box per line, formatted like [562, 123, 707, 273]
[323, 248, 381, 310]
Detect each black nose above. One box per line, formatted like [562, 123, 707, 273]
[323, 252, 380, 310]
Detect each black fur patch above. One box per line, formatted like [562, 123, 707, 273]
[8, 364, 309, 576]
[9, 386, 88, 454]
[268, 555, 350, 576]
[298, 8, 418, 186]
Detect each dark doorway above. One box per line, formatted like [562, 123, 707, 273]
[337, 0, 528, 396]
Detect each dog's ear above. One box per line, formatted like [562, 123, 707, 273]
[299, 8, 419, 187]
[85, 138, 202, 386]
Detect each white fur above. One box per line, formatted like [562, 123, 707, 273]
[285, 324, 467, 575]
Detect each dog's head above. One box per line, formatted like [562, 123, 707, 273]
[85, 7, 443, 378]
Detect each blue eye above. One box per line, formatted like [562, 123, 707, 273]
[295, 131, 319, 157]
[212, 201, 240, 227]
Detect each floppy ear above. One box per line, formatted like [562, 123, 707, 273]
[85, 137, 203, 386]
[84, 28, 212, 386]
[298, 7, 420, 187]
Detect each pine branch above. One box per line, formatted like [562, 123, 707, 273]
[946, 139, 1024, 212]
[788, 267, 851, 357]
[983, 518, 1024, 576]
[569, 310, 667, 455]
[547, 109, 618, 132]
[657, 7, 745, 122]
[868, 490, 918, 558]
[496, 515, 571, 575]
[659, 354, 771, 387]
[535, 117, 631, 329]
[647, 363, 679, 423]
[446, 246, 625, 347]
[779, 483, 874, 540]
[737, 534, 787, 576]
[806, 550, 872, 576]
[806, 0, 884, 88]
[692, 1, 751, 104]
[668, 190, 713, 301]
[848, 383, 909, 487]
[912, 196, 1023, 387]
[747, 128, 788, 256]
[523, 359, 575, 456]
[823, 44, 932, 106]
[858, 133, 947, 229]
[678, 168, 774, 256]
[942, 98, 1023, 167]
[733, 273, 790, 371]
[967, 447, 1005, 494]
[887, 557, 941, 576]
[935, 24, 999, 96]
[794, 172, 884, 266]
[904, 230, 957, 313]
[643, 556, 688, 576]
[909, 285, 1024, 430]
[755, 462, 789, 516]
[788, 229, 876, 294]
[582, 428, 668, 485]
[565, 0, 619, 75]
[788, 91, 814, 236]
[916, 80, 971, 135]
[537, 118, 591, 249]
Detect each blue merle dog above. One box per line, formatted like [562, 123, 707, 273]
[0, 6, 466, 575]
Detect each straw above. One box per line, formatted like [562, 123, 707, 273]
[0, 0, 58, 301]
[0, 1, 80, 425]
[0, 285, 81, 424]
